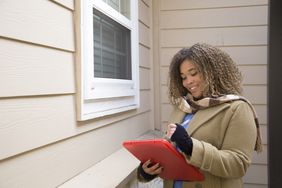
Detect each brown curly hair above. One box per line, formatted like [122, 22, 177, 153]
[168, 43, 243, 104]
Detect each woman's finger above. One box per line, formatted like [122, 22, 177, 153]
[167, 123, 177, 129]
[166, 123, 177, 138]
[169, 128, 176, 133]
[147, 163, 162, 175]
[153, 166, 163, 175]
[142, 159, 151, 168]
[142, 160, 153, 174]
[142, 160, 163, 175]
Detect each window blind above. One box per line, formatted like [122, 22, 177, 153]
[93, 8, 132, 80]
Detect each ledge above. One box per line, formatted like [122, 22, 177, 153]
[58, 130, 162, 188]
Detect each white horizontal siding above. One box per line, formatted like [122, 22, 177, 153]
[141, 0, 150, 7]
[139, 0, 154, 132]
[242, 85, 267, 104]
[160, 0, 268, 10]
[139, 22, 151, 48]
[0, 38, 75, 97]
[254, 105, 267, 125]
[0, 89, 152, 161]
[140, 68, 151, 90]
[0, 0, 74, 51]
[244, 184, 267, 188]
[259, 125, 268, 145]
[52, 0, 74, 10]
[161, 103, 173, 122]
[244, 165, 268, 185]
[139, 45, 151, 68]
[161, 26, 267, 47]
[0, 112, 151, 188]
[0, 1, 154, 187]
[240, 65, 267, 85]
[252, 145, 268, 164]
[160, 6, 267, 29]
[0, 95, 75, 160]
[139, 0, 150, 27]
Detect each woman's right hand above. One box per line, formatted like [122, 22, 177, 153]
[142, 159, 163, 175]
[166, 123, 177, 139]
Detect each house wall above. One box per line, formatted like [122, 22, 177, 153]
[154, 0, 268, 187]
[0, 0, 153, 187]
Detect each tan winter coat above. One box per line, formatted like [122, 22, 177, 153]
[163, 100, 257, 188]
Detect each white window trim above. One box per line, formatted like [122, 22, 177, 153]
[75, 0, 139, 121]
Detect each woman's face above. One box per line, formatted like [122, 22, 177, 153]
[180, 59, 205, 99]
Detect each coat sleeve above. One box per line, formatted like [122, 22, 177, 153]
[185, 102, 257, 178]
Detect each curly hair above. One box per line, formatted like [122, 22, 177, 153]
[168, 43, 243, 104]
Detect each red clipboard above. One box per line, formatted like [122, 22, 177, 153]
[123, 139, 204, 181]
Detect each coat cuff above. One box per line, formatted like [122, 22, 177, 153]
[185, 138, 214, 171]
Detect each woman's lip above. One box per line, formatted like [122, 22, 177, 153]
[189, 86, 197, 91]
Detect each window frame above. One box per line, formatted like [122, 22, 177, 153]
[76, 0, 139, 121]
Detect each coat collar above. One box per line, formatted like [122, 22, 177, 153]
[169, 102, 231, 135]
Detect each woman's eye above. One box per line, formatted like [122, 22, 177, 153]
[190, 70, 198, 76]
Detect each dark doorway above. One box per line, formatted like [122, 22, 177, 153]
[268, 1, 282, 188]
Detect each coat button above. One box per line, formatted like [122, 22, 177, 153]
[195, 183, 202, 188]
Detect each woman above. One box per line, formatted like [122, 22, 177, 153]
[137, 43, 262, 188]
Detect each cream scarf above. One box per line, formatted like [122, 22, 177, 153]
[177, 94, 263, 152]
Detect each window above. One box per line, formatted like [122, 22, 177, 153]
[93, 8, 131, 80]
[76, 0, 139, 120]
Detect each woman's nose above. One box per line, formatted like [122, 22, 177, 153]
[184, 77, 193, 85]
